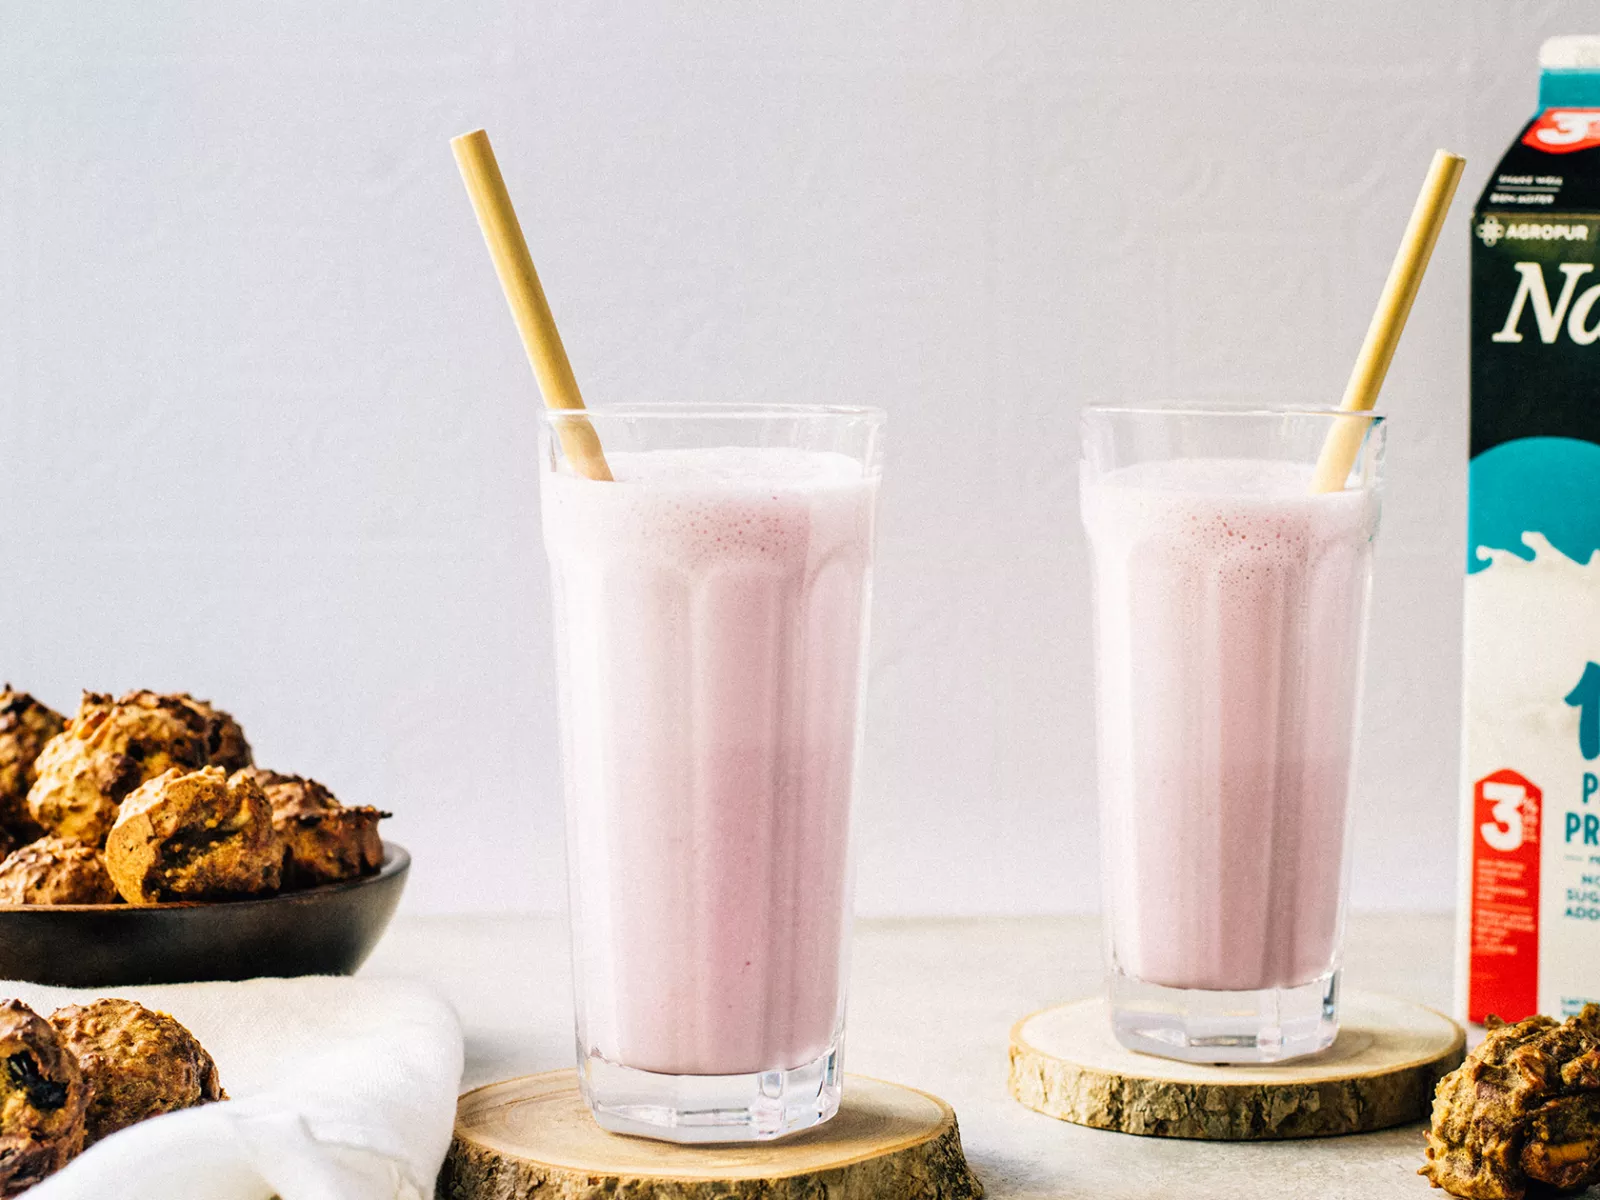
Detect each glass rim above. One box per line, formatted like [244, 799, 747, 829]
[1084, 402, 1387, 421]
[542, 402, 886, 423]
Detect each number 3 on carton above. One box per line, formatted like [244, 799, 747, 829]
[1481, 781, 1528, 852]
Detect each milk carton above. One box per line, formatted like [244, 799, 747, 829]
[1459, 36, 1600, 1024]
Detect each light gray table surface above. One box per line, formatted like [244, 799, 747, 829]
[363, 913, 1458, 1199]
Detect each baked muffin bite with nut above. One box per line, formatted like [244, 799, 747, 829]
[105, 766, 281, 904]
[27, 692, 212, 846]
[0, 838, 118, 906]
[243, 769, 387, 888]
[0, 999, 89, 1193]
[49, 998, 223, 1144]
[0, 688, 65, 842]
[172, 695, 253, 773]
[1421, 1004, 1600, 1198]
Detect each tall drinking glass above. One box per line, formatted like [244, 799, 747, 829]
[1080, 405, 1385, 1063]
[539, 403, 884, 1141]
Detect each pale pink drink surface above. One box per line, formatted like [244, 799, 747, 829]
[1082, 458, 1378, 992]
[542, 447, 876, 1076]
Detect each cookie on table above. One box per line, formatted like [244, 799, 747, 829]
[0, 838, 118, 906]
[0, 998, 89, 1194]
[104, 766, 281, 904]
[49, 998, 223, 1145]
[0, 688, 66, 843]
[171, 695, 253, 773]
[1421, 1003, 1600, 1199]
[241, 768, 388, 888]
[26, 692, 212, 846]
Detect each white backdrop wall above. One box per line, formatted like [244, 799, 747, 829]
[0, 1, 1577, 914]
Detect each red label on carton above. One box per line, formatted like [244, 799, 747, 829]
[1468, 769, 1542, 1023]
[1522, 108, 1600, 154]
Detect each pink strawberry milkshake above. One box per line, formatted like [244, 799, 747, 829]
[1082, 457, 1379, 992]
[542, 446, 877, 1077]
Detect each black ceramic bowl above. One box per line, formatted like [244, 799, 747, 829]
[0, 841, 410, 987]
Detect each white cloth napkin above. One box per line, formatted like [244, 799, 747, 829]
[2, 975, 464, 1200]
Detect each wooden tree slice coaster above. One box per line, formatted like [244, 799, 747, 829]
[1008, 990, 1464, 1140]
[439, 1070, 984, 1199]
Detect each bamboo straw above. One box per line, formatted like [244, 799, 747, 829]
[451, 128, 612, 481]
[1309, 149, 1465, 494]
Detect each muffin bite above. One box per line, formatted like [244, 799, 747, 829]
[172, 696, 253, 773]
[0, 838, 118, 906]
[1421, 1004, 1600, 1198]
[0, 999, 89, 1193]
[243, 769, 387, 888]
[27, 692, 212, 846]
[105, 766, 281, 904]
[0, 689, 65, 842]
[49, 999, 223, 1144]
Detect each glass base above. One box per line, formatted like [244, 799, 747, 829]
[1110, 967, 1339, 1064]
[578, 1039, 843, 1144]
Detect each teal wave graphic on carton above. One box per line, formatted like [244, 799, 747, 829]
[1469, 436, 1600, 573]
